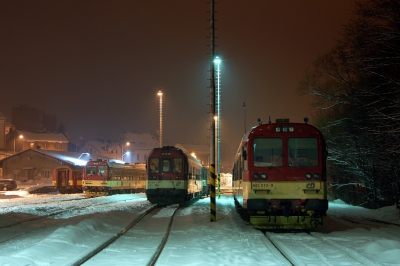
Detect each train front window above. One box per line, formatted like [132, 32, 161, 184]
[253, 138, 283, 167]
[288, 138, 318, 167]
[98, 166, 107, 176]
[86, 166, 96, 176]
[173, 158, 183, 173]
[149, 158, 159, 173]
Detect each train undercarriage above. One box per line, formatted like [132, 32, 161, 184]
[146, 188, 204, 205]
[234, 197, 327, 230]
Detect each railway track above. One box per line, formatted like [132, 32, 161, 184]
[77, 205, 180, 266]
[0, 196, 152, 250]
[263, 213, 400, 265]
[0, 196, 145, 230]
[265, 231, 368, 265]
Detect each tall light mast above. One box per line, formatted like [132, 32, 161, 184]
[157, 90, 163, 148]
[214, 56, 221, 197]
[209, 0, 217, 222]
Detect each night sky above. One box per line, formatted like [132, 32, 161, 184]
[0, 0, 354, 162]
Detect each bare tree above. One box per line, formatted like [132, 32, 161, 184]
[299, 0, 400, 207]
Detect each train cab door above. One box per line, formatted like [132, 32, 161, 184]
[57, 170, 67, 189]
[72, 171, 78, 188]
[161, 158, 172, 180]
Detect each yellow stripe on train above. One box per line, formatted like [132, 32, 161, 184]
[238, 180, 327, 200]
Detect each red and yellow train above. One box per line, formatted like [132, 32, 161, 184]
[82, 159, 146, 197]
[232, 118, 328, 229]
[52, 165, 84, 194]
[146, 146, 208, 205]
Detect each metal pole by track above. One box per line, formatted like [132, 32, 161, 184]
[209, 0, 216, 222]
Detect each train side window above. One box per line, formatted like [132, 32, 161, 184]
[253, 138, 283, 167]
[149, 158, 159, 173]
[242, 148, 247, 160]
[113, 169, 121, 180]
[162, 159, 170, 172]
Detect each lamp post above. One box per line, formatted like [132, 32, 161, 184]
[214, 56, 221, 197]
[78, 152, 89, 160]
[122, 151, 130, 162]
[157, 90, 163, 148]
[123, 142, 130, 161]
[14, 135, 23, 154]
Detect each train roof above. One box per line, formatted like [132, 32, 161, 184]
[235, 119, 322, 156]
[148, 146, 204, 168]
[86, 159, 145, 169]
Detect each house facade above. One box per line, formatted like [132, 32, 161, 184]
[0, 149, 78, 182]
[0, 149, 123, 181]
[79, 141, 122, 161]
[6, 130, 69, 154]
[117, 132, 159, 164]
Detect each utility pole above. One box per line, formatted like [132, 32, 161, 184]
[209, 0, 216, 222]
[243, 102, 246, 134]
[158, 90, 163, 148]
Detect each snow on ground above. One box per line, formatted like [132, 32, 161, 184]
[0, 186, 400, 265]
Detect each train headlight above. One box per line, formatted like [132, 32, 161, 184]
[305, 173, 312, 179]
[260, 173, 268, 179]
[252, 173, 260, 179]
[313, 173, 321, 179]
[175, 176, 182, 179]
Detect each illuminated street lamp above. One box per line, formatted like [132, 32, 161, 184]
[123, 142, 130, 160]
[122, 151, 130, 162]
[78, 152, 89, 160]
[157, 90, 163, 148]
[14, 134, 23, 154]
[214, 56, 221, 182]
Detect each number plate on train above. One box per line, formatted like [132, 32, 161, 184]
[252, 182, 273, 189]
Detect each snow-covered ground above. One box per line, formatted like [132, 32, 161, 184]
[0, 185, 399, 265]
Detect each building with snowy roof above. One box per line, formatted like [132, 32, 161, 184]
[79, 140, 123, 161]
[0, 148, 124, 181]
[117, 131, 159, 164]
[6, 130, 69, 154]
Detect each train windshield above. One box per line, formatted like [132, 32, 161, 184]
[288, 138, 318, 167]
[253, 138, 283, 167]
[151, 158, 183, 173]
[86, 166, 96, 175]
[149, 158, 159, 173]
[98, 166, 107, 177]
[173, 158, 183, 173]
